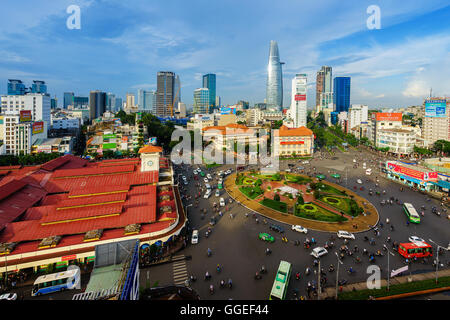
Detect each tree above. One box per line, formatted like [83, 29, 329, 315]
[274, 193, 281, 201]
[297, 194, 304, 205]
[272, 120, 283, 129]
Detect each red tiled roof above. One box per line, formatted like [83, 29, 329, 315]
[0, 165, 21, 170]
[40, 155, 70, 171]
[69, 185, 130, 197]
[40, 203, 124, 225]
[0, 179, 27, 201]
[278, 125, 313, 137]
[52, 164, 135, 179]
[139, 145, 163, 153]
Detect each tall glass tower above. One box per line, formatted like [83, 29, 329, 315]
[202, 74, 216, 110]
[333, 77, 351, 113]
[266, 41, 284, 111]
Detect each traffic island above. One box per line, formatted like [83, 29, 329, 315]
[225, 171, 378, 233]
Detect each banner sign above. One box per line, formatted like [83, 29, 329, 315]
[32, 121, 44, 134]
[386, 162, 438, 181]
[375, 113, 402, 122]
[425, 99, 446, 118]
[61, 254, 77, 261]
[295, 94, 306, 101]
[20, 110, 32, 122]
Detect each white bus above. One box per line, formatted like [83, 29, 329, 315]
[32, 267, 80, 296]
[403, 203, 420, 224]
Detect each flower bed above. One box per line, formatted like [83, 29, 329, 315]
[295, 203, 347, 222]
[259, 198, 287, 213]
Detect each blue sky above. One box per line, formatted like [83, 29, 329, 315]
[0, 0, 449, 109]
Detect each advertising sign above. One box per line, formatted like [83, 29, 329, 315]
[150, 137, 157, 145]
[295, 94, 306, 101]
[32, 121, 44, 134]
[20, 110, 32, 122]
[375, 113, 402, 122]
[61, 254, 76, 261]
[425, 99, 446, 118]
[386, 162, 438, 181]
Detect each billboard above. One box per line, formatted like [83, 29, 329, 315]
[295, 94, 306, 101]
[375, 113, 402, 122]
[20, 110, 32, 122]
[149, 137, 157, 145]
[386, 162, 438, 181]
[220, 107, 236, 115]
[425, 99, 446, 118]
[32, 121, 44, 134]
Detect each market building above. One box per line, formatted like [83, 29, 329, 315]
[0, 146, 186, 279]
[385, 160, 438, 192]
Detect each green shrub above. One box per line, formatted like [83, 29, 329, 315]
[274, 194, 280, 201]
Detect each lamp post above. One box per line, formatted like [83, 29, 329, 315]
[335, 252, 343, 300]
[386, 247, 395, 291]
[429, 239, 448, 284]
[317, 259, 321, 300]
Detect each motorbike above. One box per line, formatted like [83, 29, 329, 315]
[347, 268, 356, 275]
[254, 272, 262, 280]
[295, 272, 301, 280]
[228, 279, 233, 289]
[220, 280, 225, 288]
[265, 248, 272, 255]
[305, 268, 311, 276]
[260, 266, 267, 274]
[210, 285, 214, 295]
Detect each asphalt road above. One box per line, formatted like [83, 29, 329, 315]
[147, 147, 450, 300]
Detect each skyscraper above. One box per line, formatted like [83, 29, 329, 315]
[156, 71, 175, 117]
[290, 74, 308, 127]
[64, 92, 74, 109]
[203, 74, 216, 110]
[31, 80, 47, 94]
[316, 66, 332, 109]
[333, 77, 351, 113]
[266, 41, 284, 111]
[137, 89, 156, 113]
[89, 90, 106, 120]
[7, 79, 26, 95]
[193, 88, 210, 114]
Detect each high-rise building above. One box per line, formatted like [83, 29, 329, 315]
[316, 66, 332, 112]
[137, 89, 156, 113]
[106, 93, 116, 112]
[266, 41, 284, 111]
[237, 100, 249, 110]
[193, 88, 210, 114]
[422, 97, 450, 147]
[290, 74, 308, 127]
[74, 96, 89, 109]
[31, 80, 47, 94]
[115, 97, 123, 112]
[203, 74, 216, 110]
[333, 77, 351, 113]
[156, 71, 175, 117]
[7, 79, 26, 95]
[50, 97, 57, 109]
[215, 96, 221, 108]
[63, 92, 74, 109]
[89, 91, 106, 120]
[254, 103, 267, 111]
[125, 93, 137, 114]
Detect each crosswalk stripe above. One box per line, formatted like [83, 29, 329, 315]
[173, 264, 186, 270]
[172, 255, 185, 259]
[173, 262, 186, 267]
[174, 273, 188, 280]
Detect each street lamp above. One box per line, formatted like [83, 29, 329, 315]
[335, 252, 343, 300]
[429, 239, 448, 284]
[386, 247, 395, 291]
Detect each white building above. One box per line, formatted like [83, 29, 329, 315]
[422, 98, 450, 147]
[52, 117, 81, 130]
[290, 74, 307, 127]
[246, 108, 261, 127]
[376, 127, 417, 155]
[348, 104, 368, 132]
[1, 93, 51, 127]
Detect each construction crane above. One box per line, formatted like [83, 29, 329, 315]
[170, 84, 181, 117]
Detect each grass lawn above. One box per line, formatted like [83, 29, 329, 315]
[295, 203, 347, 222]
[259, 198, 288, 213]
[314, 182, 346, 196]
[339, 276, 450, 300]
[256, 173, 282, 181]
[285, 174, 312, 184]
[318, 194, 362, 217]
[239, 186, 263, 200]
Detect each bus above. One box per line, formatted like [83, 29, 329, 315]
[398, 242, 432, 259]
[403, 203, 420, 223]
[269, 260, 292, 300]
[32, 267, 80, 296]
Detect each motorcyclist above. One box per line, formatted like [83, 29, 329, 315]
[217, 264, 221, 272]
[261, 265, 266, 273]
[205, 271, 210, 280]
[266, 248, 271, 255]
[329, 264, 335, 272]
[210, 284, 214, 294]
[207, 248, 212, 256]
[220, 279, 225, 287]
[305, 267, 311, 275]
[228, 278, 232, 288]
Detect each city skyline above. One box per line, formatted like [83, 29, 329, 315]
[0, 1, 449, 109]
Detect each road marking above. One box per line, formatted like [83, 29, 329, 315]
[172, 257, 189, 285]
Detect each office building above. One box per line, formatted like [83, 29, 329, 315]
[316, 66, 332, 108]
[203, 74, 216, 109]
[125, 93, 137, 114]
[348, 105, 368, 131]
[137, 89, 156, 113]
[115, 97, 123, 112]
[290, 74, 308, 127]
[89, 91, 106, 120]
[64, 92, 74, 109]
[156, 71, 175, 117]
[193, 88, 210, 114]
[422, 98, 450, 147]
[275, 125, 314, 157]
[7, 79, 26, 95]
[333, 77, 351, 113]
[74, 96, 89, 109]
[266, 41, 284, 111]
[216, 96, 221, 108]
[31, 80, 47, 94]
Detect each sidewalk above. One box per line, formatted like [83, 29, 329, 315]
[320, 268, 450, 300]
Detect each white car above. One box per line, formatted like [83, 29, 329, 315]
[0, 293, 17, 300]
[182, 175, 187, 181]
[191, 230, 199, 244]
[193, 170, 198, 175]
[207, 174, 212, 180]
[356, 179, 362, 184]
[205, 183, 211, 190]
[409, 236, 425, 244]
[204, 191, 211, 199]
[292, 225, 308, 234]
[215, 189, 220, 197]
[225, 169, 232, 175]
[353, 159, 356, 163]
[337, 230, 355, 240]
[204, 178, 209, 183]
[219, 197, 225, 207]
[311, 247, 328, 258]
[302, 160, 310, 164]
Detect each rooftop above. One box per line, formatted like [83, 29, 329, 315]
[278, 125, 313, 137]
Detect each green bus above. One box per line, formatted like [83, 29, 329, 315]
[269, 260, 292, 300]
[403, 203, 420, 223]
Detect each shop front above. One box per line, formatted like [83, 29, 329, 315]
[385, 161, 437, 192]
